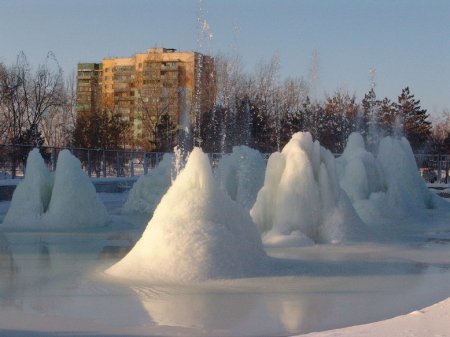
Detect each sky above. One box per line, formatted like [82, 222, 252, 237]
[0, 0, 448, 116]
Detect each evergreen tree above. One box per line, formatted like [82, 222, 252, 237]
[395, 87, 431, 151]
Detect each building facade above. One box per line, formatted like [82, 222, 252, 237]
[76, 48, 214, 149]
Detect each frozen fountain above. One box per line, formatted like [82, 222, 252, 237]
[215, 145, 266, 209]
[2, 149, 53, 226]
[107, 148, 268, 282]
[122, 153, 174, 217]
[2, 149, 108, 229]
[337, 132, 447, 235]
[251, 132, 369, 246]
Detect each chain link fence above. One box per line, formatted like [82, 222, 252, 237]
[0, 144, 449, 184]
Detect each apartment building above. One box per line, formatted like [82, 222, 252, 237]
[76, 48, 214, 149]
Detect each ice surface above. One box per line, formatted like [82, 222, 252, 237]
[251, 132, 368, 245]
[215, 145, 266, 209]
[122, 153, 173, 216]
[107, 148, 269, 282]
[43, 150, 109, 228]
[2, 148, 53, 227]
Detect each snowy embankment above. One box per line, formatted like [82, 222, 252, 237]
[297, 297, 450, 337]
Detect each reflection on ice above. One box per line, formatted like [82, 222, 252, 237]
[0, 230, 450, 336]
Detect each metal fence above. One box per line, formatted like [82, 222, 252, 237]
[0, 144, 165, 179]
[0, 144, 449, 184]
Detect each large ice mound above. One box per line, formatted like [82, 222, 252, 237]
[122, 153, 173, 216]
[3, 149, 53, 226]
[43, 150, 108, 228]
[337, 132, 386, 203]
[215, 145, 266, 209]
[250, 132, 368, 246]
[337, 134, 446, 234]
[107, 148, 268, 282]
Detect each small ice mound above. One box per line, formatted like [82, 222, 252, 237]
[215, 145, 266, 209]
[377, 136, 439, 213]
[43, 150, 108, 228]
[107, 148, 268, 282]
[337, 132, 386, 203]
[251, 132, 368, 245]
[2, 149, 53, 227]
[122, 153, 173, 216]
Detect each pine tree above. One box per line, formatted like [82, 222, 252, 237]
[395, 87, 431, 151]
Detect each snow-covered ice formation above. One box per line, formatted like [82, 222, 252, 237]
[337, 134, 446, 232]
[2, 149, 108, 229]
[336, 132, 386, 203]
[122, 153, 173, 216]
[43, 150, 108, 228]
[250, 132, 368, 246]
[215, 145, 266, 209]
[2, 149, 53, 226]
[107, 148, 268, 282]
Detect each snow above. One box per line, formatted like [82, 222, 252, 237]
[251, 132, 369, 246]
[296, 297, 450, 337]
[121, 153, 173, 217]
[2, 148, 53, 226]
[43, 149, 109, 228]
[107, 147, 269, 282]
[215, 145, 266, 209]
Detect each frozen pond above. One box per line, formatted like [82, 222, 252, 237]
[1, 193, 450, 336]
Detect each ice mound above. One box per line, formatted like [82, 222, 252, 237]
[107, 148, 268, 282]
[43, 150, 108, 228]
[337, 134, 446, 234]
[250, 132, 368, 245]
[122, 153, 173, 216]
[3, 149, 53, 226]
[215, 146, 266, 209]
[377, 136, 439, 213]
[337, 132, 386, 203]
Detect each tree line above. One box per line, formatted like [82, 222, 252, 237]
[0, 52, 447, 155]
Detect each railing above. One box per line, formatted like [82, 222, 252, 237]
[0, 144, 449, 184]
[0, 144, 164, 179]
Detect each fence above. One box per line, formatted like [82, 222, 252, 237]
[0, 144, 449, 184]
[0, 144, 165, 179]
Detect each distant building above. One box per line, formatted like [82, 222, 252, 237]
[76, 48, 215, 149]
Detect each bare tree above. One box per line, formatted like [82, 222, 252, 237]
[0, 52, 65, 145]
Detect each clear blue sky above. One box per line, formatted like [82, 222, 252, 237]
[0, 0, 448, 115]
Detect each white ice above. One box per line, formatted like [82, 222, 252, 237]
[2, 148, 53, 227]
[107, 147, 268, 282]
[251, 132, 368, 246]
[43, 149, 109, 228]
[122, 153, 173, 217]
[2, 149, 108, 229]
[215, 145, 266, 209]
[337, 133, 448, 236]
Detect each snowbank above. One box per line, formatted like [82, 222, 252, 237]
[251, 132, 368, 246]
[2, 149, 53, 226]
[107, 147, 268, 282]
[215, 145, 266, 209]
[43, 150, 108, 228]
[297, 296, 450, 337]
[121, 153, 173, 216]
